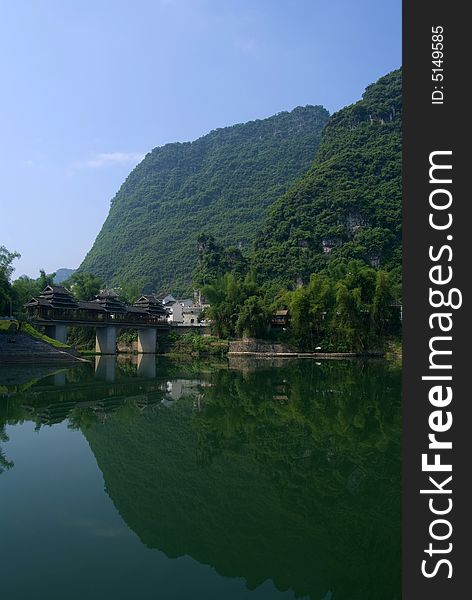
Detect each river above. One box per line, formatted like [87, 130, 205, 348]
[0, 356, 401, 600]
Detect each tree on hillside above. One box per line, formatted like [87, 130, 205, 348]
[236, 296, 269, 339]
[0, 245, 20, 315]
[38, 269, 56, 290]
[370, 270, 396, 340]
[194, 234, 226, 288]
[330, 282, 366, 352]
[118, 278, 145, 305]
[66, 272, 102, 301]
[11, 276, 41, 311]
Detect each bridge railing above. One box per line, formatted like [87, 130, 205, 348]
[26, 306, 169, 327]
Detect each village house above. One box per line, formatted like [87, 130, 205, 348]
[181, 298, 203, 325]
[159, 294, 184, 323]
[158, 292, 209, 325]
[271, 309, 290, 329]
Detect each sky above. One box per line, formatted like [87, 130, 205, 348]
[0, 0, 401, 278]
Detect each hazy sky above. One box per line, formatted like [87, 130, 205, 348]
[0, 0, 401, 278]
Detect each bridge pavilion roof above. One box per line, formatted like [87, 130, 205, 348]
[24, 296, 51, 308]
[76, 301, 107, 313]
[133, 295, 168, 317]
[25, 285, 79, 310]
[92, 290, 127, 313]
[126, 306, 148, 315]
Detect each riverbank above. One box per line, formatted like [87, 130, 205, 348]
[0, 331, 87, 365]
[159, 335, 391, 360]
[228, 351, 385, 359]
[227, 339, 388, 359]
[1, 328, 401, 364]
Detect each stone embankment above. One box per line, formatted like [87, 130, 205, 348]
[228, 339, 383, 358]
[228, 339, 297, 355]
[0, 332, 85, 364]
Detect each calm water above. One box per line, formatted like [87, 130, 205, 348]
[0, 356, 401, 600]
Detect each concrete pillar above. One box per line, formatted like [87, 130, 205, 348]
[44, 324, 67, 344]
[137, 353, 156, 378]
[95, 326, 117, 354]
[137, 328, 157, 354]
[94, 355, 116, 382]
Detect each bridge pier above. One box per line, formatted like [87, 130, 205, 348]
[95, 326, 117, 354]
[44, 324, 68, 344]
[137, 328, 157, 353]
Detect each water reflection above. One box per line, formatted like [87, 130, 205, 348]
[0, 357, 401, 599]
[0, 423, 13, 474]
[94, 355, 116, 382]
[137, 353, 156, 379]
[53, 371, 66, 387]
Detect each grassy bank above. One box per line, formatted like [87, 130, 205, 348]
[20, 323, 71, 349]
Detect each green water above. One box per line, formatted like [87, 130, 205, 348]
[0, 356, 401, 600]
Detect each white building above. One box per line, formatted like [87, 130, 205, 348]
[160, 292, 209, 325]
[166, 301, 184, 323]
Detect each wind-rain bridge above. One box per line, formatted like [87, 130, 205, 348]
[24, 285, 170, 354]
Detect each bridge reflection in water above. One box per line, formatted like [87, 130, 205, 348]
[94, 354, 156, 381]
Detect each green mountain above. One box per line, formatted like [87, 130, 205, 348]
[253, 69, 402, 285]
[53, 268, 76, 284]
[79, 106, 329, 294]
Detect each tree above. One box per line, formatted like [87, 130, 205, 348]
[194, 233, 226, 288]
[236, 296, 269, 338]
[203, 273, 247, 338]
[0, 246, 20, 280]
[0, 245, 20, 315]
[287, 286, 312, 349]
[330, 282, 366, 352]
[67, 272, 102, 301]
[370, 270, 395, 340]
[11, 275, 41, 313]
[38, 269, 56, 290]
[118, 278, 144, 305]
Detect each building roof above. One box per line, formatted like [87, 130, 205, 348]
[162, 294, 176, 305]
[23, 296, 50, 308]
[134, 295, 168, 316]
[48, 285, 71, 294]
[23, 286, 169, 321]
[92, 290, 127, 313]
[31, 285, 79, 309]
[126, 306, 149, 315]
[77, 301, 107, 312]
[97, 289, 119, 298]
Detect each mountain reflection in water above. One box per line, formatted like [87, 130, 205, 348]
[0, 357, 401, 600]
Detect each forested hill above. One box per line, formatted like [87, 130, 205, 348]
[253, 69, 402, 285]
[78, 106, 329, 294]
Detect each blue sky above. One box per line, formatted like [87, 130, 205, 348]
[0, 0, 401, 278]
